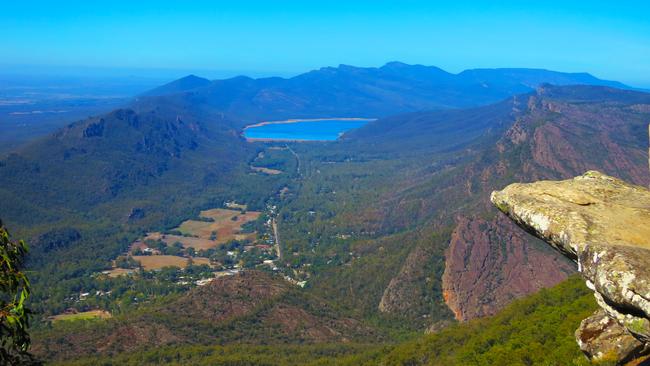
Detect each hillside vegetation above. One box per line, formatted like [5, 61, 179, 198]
[32, 271, 383, 362]
[54, 276, 597, 366]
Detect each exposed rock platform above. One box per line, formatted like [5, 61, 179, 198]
[491, 171, 650, 364]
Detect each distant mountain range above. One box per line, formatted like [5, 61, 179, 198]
[139, 62, 633, 124]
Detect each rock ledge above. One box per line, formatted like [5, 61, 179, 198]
[491, 171, 650, 364]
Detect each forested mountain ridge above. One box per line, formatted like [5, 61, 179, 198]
[0, 101, 248, 226]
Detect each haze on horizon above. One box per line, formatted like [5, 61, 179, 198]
[1, 0, 650, 87]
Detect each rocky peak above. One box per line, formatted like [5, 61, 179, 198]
[491, 170, 650, 364]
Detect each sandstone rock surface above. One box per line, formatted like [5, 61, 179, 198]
[576, 309, 645, 363]
[491, 171, 650, 364]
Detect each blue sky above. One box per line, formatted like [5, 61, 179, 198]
[2, 1, 649, 86]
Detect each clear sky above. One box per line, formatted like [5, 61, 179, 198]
[2, 0, 649, 86]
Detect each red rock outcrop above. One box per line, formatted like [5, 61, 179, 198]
[442, 215, 575, 321]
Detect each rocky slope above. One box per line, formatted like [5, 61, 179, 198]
[492, 171, 650, 364]
[441, 215, 574, 321]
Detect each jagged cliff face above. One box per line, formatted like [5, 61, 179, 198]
[496, 87, 650, 186]
[438, 86, 650, 322]
[492, 171, 650, 364]
[441, 215, 574, 321]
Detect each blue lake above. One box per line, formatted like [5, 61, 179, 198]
[243, 118, 375, 141]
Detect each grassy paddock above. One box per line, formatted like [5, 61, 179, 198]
[50, 310, 112, 323]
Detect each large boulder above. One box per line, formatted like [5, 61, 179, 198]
[491, 171, 650, 364]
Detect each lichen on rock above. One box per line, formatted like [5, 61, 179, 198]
[577, 309, 646, 364]
[491, 170, 650, 364]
